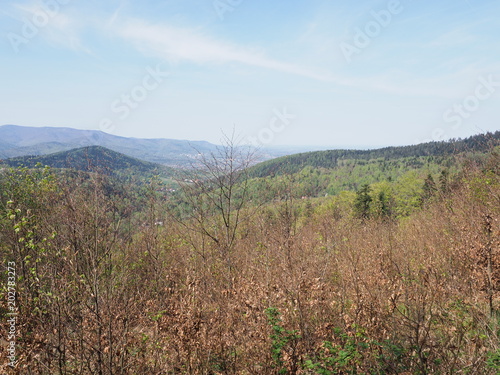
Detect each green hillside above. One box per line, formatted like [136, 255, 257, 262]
[1, 145, 176, 177]
[249, 131, 500, 178]
[241, 132, 500, 203]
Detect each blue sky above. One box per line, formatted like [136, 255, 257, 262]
[1, 0, 499, 147]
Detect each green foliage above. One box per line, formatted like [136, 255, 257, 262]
[1, 166, 60, 317]
[422, 173, 438, 202]
[243, 132, 500, 219]
[467, 165, 500, 207]
[370, 181, 394, 218]
[265, 307, 301, 374]
[304, 328, 412, 374]
[393, 171, 425, 216]
[487, 349, 500, 371]
[244, 152, 469, 219]
[304, 327, 368, 374]
[439, 169, 450, 193]
[354, 184, 372, 219]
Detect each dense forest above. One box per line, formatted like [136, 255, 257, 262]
[1, 135, 500, 374]
[249, 131, 500, 177]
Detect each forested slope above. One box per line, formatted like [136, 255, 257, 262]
[1, 145, 176, 178]
[249, 131, 500, 177]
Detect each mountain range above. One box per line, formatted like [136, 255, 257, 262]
[0, 125, 218, 167]
[2, 125, 499, 179]
[0, 125, 350, 166]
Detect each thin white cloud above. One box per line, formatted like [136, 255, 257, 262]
[112, 18, 340, 83]
[7, 0, 89, 54]
[44, 14, 91, 53]
[7, 1, 492, 100]
[112, 18, 487, 99]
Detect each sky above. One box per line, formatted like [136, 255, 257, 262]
[1, 0, 499, 148]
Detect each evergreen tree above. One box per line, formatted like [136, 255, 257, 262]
[354, 184, 372, 219]
[376, 190, 391, 218]
[422, 173, 437, 202]
[439, 169, 449, 193]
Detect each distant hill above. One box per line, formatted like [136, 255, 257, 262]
[0, 125, 218, 167]
[248, 131, 500, 178]
[1, 146, 175, 176]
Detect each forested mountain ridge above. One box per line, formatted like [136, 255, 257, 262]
[249, 131, 500, 178]
[241, 132, 500, 205]
[0, 145, 176, 177]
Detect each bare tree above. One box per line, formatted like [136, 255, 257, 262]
[175, 132, 257, 283]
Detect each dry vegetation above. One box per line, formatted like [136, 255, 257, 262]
[1, 149, 499, 374]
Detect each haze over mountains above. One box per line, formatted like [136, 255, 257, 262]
[2, 124, 498, 202]
[0, 125, 218, 167]
[0, 125, 325, 166]
[2, 125, 499, 173]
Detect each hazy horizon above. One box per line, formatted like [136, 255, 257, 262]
[5, 123, 494, 152]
